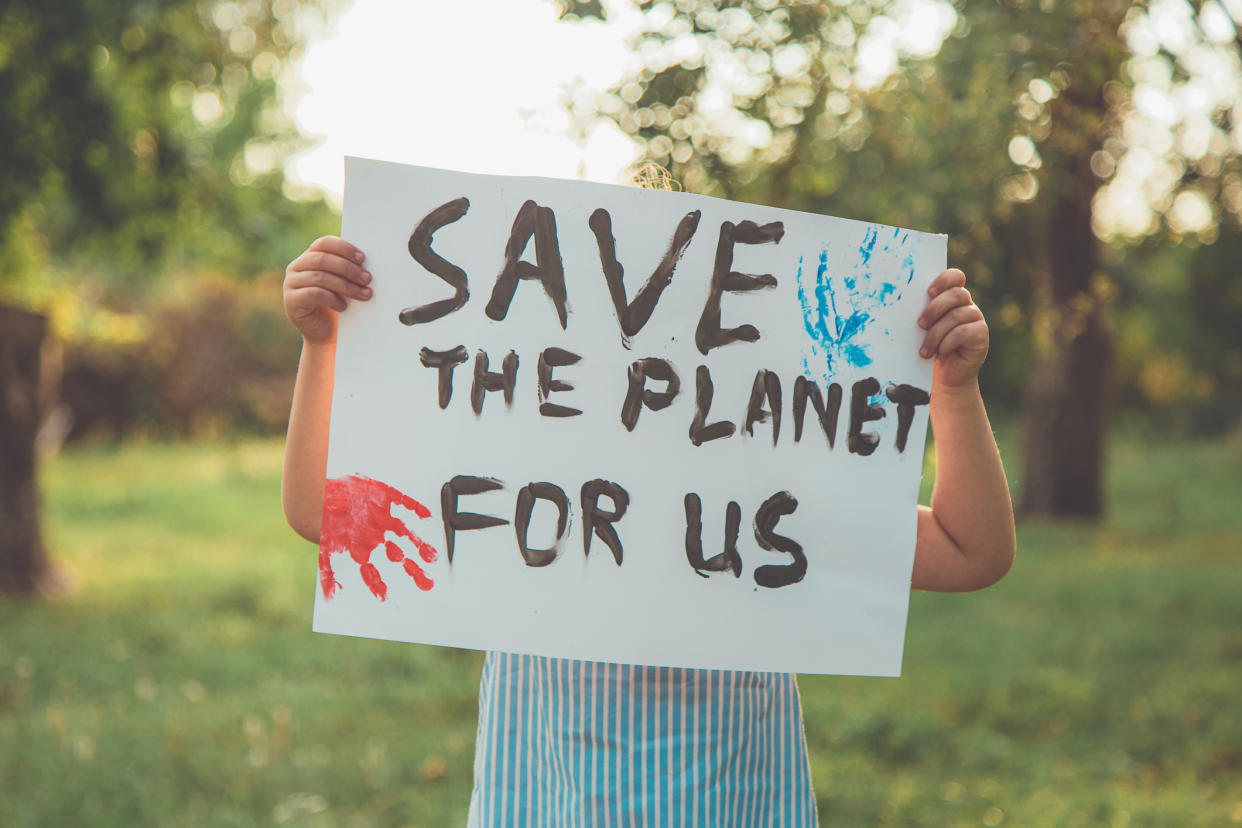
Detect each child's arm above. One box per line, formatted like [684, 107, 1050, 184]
[281, 236, 372, 543]
[911, 269, 1016, 592]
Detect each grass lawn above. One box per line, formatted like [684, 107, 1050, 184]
[2, 427, 1240, 826]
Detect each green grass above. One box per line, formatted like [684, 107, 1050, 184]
[2, 428, 1241, 826]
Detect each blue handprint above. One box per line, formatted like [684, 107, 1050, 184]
[796, 225, 918, 382]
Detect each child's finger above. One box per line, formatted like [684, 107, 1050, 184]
[308, 235, 366, 265]
[918, 285, 973, 329]
[286, 268, 372, 301]
[926, 268, 966, 298]
[920, 304, 983, 358]
[289, 285, 348, 314]
[934, 319, 988, 361]
[290, 250, 372, 287]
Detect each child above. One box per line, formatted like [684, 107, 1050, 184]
[282, 233, 1015, 826]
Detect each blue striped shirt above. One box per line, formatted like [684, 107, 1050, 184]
[467, 651, 818, 827]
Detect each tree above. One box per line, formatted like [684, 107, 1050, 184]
[0, 306, 52, 594]
[559, 0, 1242, 518]
[0, 0, 339, 289]
[0, 0, 337, 594]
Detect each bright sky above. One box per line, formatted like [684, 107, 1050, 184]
[285, 0, 1240, 242]
[285, 0, 644, 205]
[283, 0, 956, 205]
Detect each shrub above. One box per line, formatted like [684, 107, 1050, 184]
[59, 272, 301, 439]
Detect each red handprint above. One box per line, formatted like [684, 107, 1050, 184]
[319, 475, 439, 601]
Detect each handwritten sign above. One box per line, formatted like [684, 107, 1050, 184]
[313, 156, 945, 676]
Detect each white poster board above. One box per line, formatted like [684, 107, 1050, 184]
[313, 156, 945, 676]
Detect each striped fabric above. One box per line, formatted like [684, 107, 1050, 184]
[466, 651, 818, 827]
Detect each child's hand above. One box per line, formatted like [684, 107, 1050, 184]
[917, 268, 989, 390]
[283, 236, 372, 344]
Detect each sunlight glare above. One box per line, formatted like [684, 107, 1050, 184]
[284, 0, 642, 205]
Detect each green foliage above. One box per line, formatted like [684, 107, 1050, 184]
[0, 429, 1240, 825]
[0, 0, 339, 296]
[0, 0, 344, 439]
[58, 271, 303, 438]
[1113, 229, 1242, 434]
[558, 0, 1242, 426]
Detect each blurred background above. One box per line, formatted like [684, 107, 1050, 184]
[1, 0, 1240, 825]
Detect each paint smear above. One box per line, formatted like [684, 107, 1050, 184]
[796, 225, 920, 381]
[320, 474, 439, 600]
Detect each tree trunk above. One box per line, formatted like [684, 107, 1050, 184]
[0, 303, 51, 594]
[1016, 5, 1132, 519]
[1019, 150, 1111, 518]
